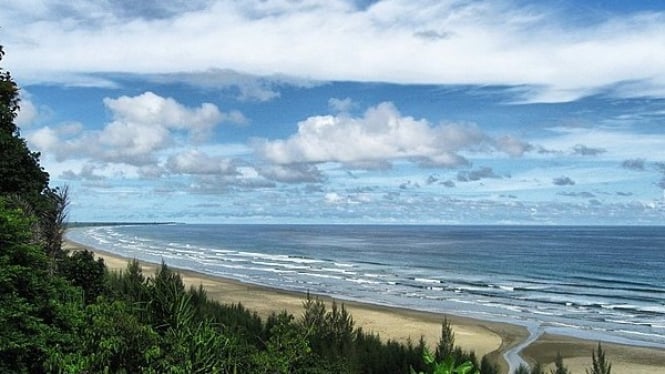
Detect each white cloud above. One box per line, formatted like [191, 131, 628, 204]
[166, 149, 237, 175]
[256, 101, 523, 168]
[60, 163, 106, 181]
[328, 97, 356, 113]
[324, 192, 344, 204]
[26, 92, 235, 166]
[221, 110, 248, 125]
[29, 126, 61, 152]
[495, 135, 533, 157]
[3, 1, 665, 102]
[257, 163, 324, 183]
[15, 96, 38, 127]
[103, 91, 222, 142]
[148, 69, 321, 102]
[535, 127, 665, 161]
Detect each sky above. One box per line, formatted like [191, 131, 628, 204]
[2, 0, 665, 224]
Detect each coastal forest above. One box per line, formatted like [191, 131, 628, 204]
[1, 45, 610, 374]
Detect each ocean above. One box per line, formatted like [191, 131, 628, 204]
[66, 224, 665, 348]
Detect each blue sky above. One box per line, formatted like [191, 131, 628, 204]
[2, 0, 665, 224]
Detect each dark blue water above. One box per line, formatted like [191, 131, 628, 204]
[66, 224, 665, 347]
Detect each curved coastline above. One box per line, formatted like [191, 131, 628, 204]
[64, 238, 665, 373]
[64, 239, 523, 371]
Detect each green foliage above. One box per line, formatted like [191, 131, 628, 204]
[0, 46, 20, 130]
[148, 261, 187, 330]
[0, 199, 80, 372]
[586, 343, 611, 374]
[45, 299, 161, 374]
[436, 318, 455, 361]
[41, 186, 70, 271]
[411, 348, 480, 374]
[253, 312, 312, 373]
[59, 249, 108, 304]
[0, 47, 51, 213]
[300, 295, 351, 370]
[156, 306, 234, 373]
[108, 258, 149, 303]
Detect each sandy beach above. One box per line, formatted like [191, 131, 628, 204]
[64, 240, 665, 373]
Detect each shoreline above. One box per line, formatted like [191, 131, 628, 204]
[64, 240, 665, 373]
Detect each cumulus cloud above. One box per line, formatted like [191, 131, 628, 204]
[621, 158, 646, 171]
[256, 102, 523, 168]
[553, 176, 575, 186]
[495, 135, 533, 157]
[186, 174, 276, 193]
[572, 144, 606, 156]
[557, 191, 595, 198]
[15, 94, 39, 127]
[166, 150, 238, 175]
[103, 91, 222, 142]
[441, 180, 456, 188]
[257, 163, 324, 183]
[60, 163, 106, 181]
[324, 192, 344, 204]
[4, 1, 665, 102]
[27, 92, 236, 166]
[328, 97, 356, 113]
[457, 167, 501, 182]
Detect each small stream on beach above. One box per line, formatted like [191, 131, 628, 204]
[504, 325, 543, 373]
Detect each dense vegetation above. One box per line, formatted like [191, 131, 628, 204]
[0, 45, 611, 373]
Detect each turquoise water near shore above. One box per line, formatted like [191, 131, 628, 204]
[67, 224, 665, 348]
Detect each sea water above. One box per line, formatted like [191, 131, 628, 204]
[66, 224, 665, 348]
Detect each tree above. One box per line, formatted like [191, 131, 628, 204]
[45, 300, 161, 373]
[530, 362, 544, 374]
[586, 343, 611, 374]
[42, 186, 70, 272]
[0, 199, 80, 372]
[253, 312, 312, 373]
[436, 318, 455, 361]
[148, 261, 187, 330]
[551, 352, 569, 374]
[0, 46, 20, 133]
[59, 249, 107, 304]
[0, 46, 51, 211]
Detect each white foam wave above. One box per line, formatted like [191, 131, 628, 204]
[320, 267, 357, 275]
[346, 278, 382, 285]
[615, 330, 665, 339]
[297, 272, 343, 280]
[414, 277, 441, 284]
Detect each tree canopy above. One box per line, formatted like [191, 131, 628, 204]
[0, 46, 51, 211]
